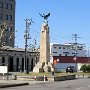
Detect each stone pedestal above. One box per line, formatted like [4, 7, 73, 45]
[33, 62, 44, 73]
[33, 62, 54, 73]
[33, 22, 55, 73]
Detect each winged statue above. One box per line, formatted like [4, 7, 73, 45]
[39, 13, 50, 23]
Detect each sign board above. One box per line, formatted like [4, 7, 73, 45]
[0, 66, 8, 73]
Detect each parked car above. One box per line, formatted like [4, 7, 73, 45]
[66, 66, 77, 73]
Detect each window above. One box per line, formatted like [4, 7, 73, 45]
[63, 47, 65, 49]
[63, 52, 69, 54]
[5, 14, 8, 20]
[8, 15, 12, 21]
[0, 13, 3, 19]
[1, 25, 3, 29]
[7, 27, 10, 32]
[54, 47, 56, 49]
[6, 36, 9, 43]
[59, 47, 61, 49]
[72, 52, 78, 54]
[59, 54, 62, 56]
[2, 56, 5, 63]
[53, 52, 57, 53]
[9, 4, 12, 10]
[8, 26, 12, 32]
[5, 3, 8, 9]
[0, 2, 3, 8]
[8, 35, 12, 42]
[72, 53, 75, 54]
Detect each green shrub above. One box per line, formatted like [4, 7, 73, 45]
[80, 64, 87, 72]
[87, 65, 90, 72]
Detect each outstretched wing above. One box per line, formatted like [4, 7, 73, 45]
[45, 13, 50, 18]
[39, 13, 44, 17]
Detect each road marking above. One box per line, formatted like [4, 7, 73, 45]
[76, 87, 84, 90]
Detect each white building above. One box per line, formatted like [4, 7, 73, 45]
[50, 43, 87, 57]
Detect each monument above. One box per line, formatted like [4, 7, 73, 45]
[33, 13, 55, 72]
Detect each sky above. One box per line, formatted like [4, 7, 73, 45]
[15, 0, 90, 50]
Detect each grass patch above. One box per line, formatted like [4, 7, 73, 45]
[17, 72, 53, 76]
[16, 72, 75, 77]
[75, 72, 90, 76]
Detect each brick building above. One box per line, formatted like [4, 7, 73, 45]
[0, 0, 15, 47]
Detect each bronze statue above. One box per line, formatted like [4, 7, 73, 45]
[39, 13, 50, 23]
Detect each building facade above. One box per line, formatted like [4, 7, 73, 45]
[0, 46, 39, 72]
[50, 43, 86, 57]
[0, 0, 15, 47]
[50, 43, 90, 71]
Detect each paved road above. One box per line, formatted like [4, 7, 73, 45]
[1, 78, 90, 90]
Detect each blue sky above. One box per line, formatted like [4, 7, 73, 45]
[15, 0, 90, 49]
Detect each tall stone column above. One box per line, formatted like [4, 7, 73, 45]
[33, 22, 55, 72]
[40, 23, 50, 63]
[33, 13, 55, 72]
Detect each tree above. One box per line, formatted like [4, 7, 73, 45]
[87, 65, 90, 72]
[80, 64, 87, 72]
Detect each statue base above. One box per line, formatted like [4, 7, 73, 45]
[33, 62, 55, 73]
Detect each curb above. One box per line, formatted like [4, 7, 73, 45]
[0, 83, 29, 88]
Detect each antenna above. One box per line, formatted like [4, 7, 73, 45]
[72, 34, 81, 44]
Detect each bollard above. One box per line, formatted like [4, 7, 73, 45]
[78, 74, 79, 77]
[34, 76, 36, 84]
[7, 72, 9, 80]
[3, 73, 5, 80]
[44, 75, 46, 82]
[52, 71, 54, 76]
[34, 76, 36, 81]
[14, 75, 17, 80]
[83, 74, 84, 78]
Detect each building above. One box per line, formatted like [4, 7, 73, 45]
[0, 46, 39, 72]
[50, 43, 90, 71]
[0, 0, 15, 47]
[50, 43, 86, 57]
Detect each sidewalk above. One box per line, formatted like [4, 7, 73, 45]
[0, 80, 50, 88]
[1, 74, 89, 88]
[0, 80, 29, 88]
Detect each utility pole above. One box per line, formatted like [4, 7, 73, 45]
[72, 34, 81, 69]
[24, 19, 33, 74]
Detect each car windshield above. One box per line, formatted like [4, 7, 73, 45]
[67, 66, 74, 68]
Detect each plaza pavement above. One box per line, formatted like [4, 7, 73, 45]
[0, 74, 89, 88]
[0, 80, 50, 88]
